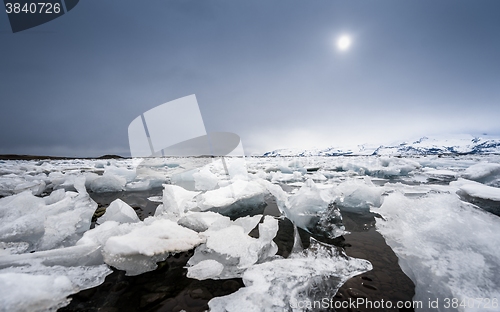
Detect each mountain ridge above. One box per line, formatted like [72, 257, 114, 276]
[262, 135, 500, 157]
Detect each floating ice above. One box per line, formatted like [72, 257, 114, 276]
[0, 273, 74, 312]
[270, 171, 303, 183]
[335, 178, 384, 212]
[208, 239, 372, 312]
[340, 157, 420, 177]
[193, 166, 219, 191]
[0, 177, 96, 251]
[196, 180, 267, 215]
[451, 178, 500, 202]
[102, 218, 205, 276]
[88, 173, 126, 193]
[104, 166, 137, 183]
[283, 179, 345, 238]
[97, 199, 140, 224]
[177, 211, 230, 232]
[186, 259, 225, 280]
[462, 162, 500, 187]
[154, 184, 200, 217]
[0, 243, 112, 311]
[13, 179, 46, 196]
[375, 191, 500, 310]
[187, 215, 278, 279]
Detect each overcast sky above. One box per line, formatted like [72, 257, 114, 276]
[1, 0, 499, 157]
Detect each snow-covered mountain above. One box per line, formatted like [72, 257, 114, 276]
[262, 135, 500, 157]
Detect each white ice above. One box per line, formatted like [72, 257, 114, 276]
[154, 184, 200, 217]
[97, 199, 140, 224]
[208, 239, 372, 312]
[196, 180, 267, 214]
[279, 179, 346, 238]
[187, 215, 278, 279]
[462, 162, 500, 187]
[375, 191, 500, 311]
[335, 178, 384, 212]
[0, 177, 96, 251]
[177, 211, 230, 232]
[193, 166, 219, 191]
[101, 218, 205, 276]
[451, 178, 500, 201]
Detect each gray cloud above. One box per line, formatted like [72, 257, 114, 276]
[1, 0, 499, 156]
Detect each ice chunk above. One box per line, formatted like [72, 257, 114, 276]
[154, 184, 200, 217]
[88, 173, 126, 193]
[335, 178, 384, 212]
[376, 191, 500, 309]
[0, 261, 111, 293]
[177, 211, 230, 232]
[124, 180, 153, 191]
[341, 157, 420, 177]
[462, 162, 500, 186]
[187, 216, 278, 279]
[193, 167, 219, 191]
[422, 168, 458, 178]
[97, 199, 140, 224]
[283, 179, 345, 239]
[208, 239, 372, 312]
[186, 259, 224, 280]
[308, 172, 327, 181]
[270, 171, 303, 183]
[196, 180, 267, 215]
[104, 166, 137, 183]
[451, 178, 500, 201]
[0, 177, 97, 251]
[232, 215, 263, 234]
[102, 219, 205, 275]
[0, 244, 112, 312]
[13, 179, 46, 196]
[0, 273, 74, 312]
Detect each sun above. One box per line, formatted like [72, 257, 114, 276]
[337, 35, 352, 51]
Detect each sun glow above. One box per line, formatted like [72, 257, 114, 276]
[337, 35, 352, 51]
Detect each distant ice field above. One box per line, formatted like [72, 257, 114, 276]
[1, 155, 499, 311]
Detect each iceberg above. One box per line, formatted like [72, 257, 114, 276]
[0, 273, 75, 312]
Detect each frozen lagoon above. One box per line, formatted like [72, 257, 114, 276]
[1, 155, 500, 311]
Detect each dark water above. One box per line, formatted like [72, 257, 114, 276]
[60, 191, 415, 311]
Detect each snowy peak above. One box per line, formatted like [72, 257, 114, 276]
[263, 135, 500, 157]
